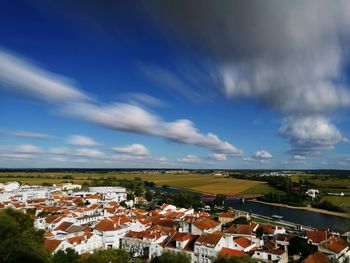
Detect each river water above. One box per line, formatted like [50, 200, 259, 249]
[150, 186, 348, 229]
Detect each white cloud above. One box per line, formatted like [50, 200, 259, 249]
[209, 153, 226, 161]
[293, 155, 306, 161]
[253, 150, 273, 159]
[66, 135, 100, 146]
[112, 144, 149, 156]
[14, 144, 42, 154]
[65, 102, 242, 155]
[75, 148, 105, 158]
[178, 154, 200, 163]
[279, 115, 343, 155]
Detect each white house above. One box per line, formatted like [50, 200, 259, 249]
[164, 232, 197, 262]
[93, 219, 129, 249]
[306, 189, 319, 199]
[231, 236, 256, 252]
[252, 249, 288, 263]
[319, 237, 350, 263]
[121, 230, 168, 260]
[194, 233, 226, 263]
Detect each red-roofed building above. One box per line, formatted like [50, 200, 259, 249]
[219, 247, 245, 257]
[44, 239, 71, 254]
[302, 251, 331, 263]
[232, 236, 256, 252]
[319, 237, 350, 262]
[194, 233, 225, 262]
[306, 230, 328, 245]
[164, 232, 198, 262]
[218, 211, 237, 224]
[252, 249, 288, 263]
[121, 230, 170, 260]
[192, 219, 221, 235]
[93, 219, 128, 249]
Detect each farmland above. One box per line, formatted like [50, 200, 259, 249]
[0, 172, 275, 195]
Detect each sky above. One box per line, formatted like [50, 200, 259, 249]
[0, 0, 350, 169]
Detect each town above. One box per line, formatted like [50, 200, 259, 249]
[0, 181, 349, 263]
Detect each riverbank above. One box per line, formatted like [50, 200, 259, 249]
[250, 199, 350, 219]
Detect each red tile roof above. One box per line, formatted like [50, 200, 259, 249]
[233, 236, 253, 249]
[192, 219, 220, 230]
[54, 221, 73, 231]
[306, 230, 328, 244]
[94, 219, 121, 231]
[196, 233, 223, 247]
[220, 247, 245, 257]
[219, 211, 235, 218]
[225, 224, 255, 236]
[44, 239, 62, 253]
[322, 237, 348, 253]
[302, 251, 331, 263]
[165, 232, 198, 251]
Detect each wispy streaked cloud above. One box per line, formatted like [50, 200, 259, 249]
[0, 49, 89, 103]
[0, 49, 241, 155]
[0, 129, 55, 140]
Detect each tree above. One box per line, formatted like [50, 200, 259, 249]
[0, 208, 51, 263]
[232, 217, 249, 225]
[288, 236, 317, 259]
[255, 226, 264, 239]
[213, 194, 226, 207]
[151, 251, 190, 263]
[214, 255, 258, 263]
[145, 190, 153, 202]
[80, 249, 130, 263]
[52, 248, 79, 263]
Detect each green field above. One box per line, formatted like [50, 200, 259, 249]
[321, 196, 350, 209]
[0, 172, 275, 195]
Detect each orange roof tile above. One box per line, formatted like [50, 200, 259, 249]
[322, 237, 348, 253]
[219, 211, 235, 218]
[192, 219, 220, 230]
[196, 233, 223, 247]
[44, 239, 62, 253]
[302, 251, 331, 263]
[233, 237, 253, 249]
[94, 219, 121, 231]
[220, 247, 245, 257]
[54, 221, 73, 231]
[225, 224, 255, 236]
[306, 230, 328, 244]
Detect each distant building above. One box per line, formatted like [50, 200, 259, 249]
[306, 189, 319, 199]
[0, 181, 20, 192]
[89, 186, 127, 202]
[61, 183, 81, 191]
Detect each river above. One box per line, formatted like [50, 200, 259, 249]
[149, 186, 348, 229]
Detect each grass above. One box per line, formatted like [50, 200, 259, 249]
[0, 172, 275, 195]
[320, 196, 350, 209]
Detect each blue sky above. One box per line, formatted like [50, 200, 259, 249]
[0, 1, 350, 169]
